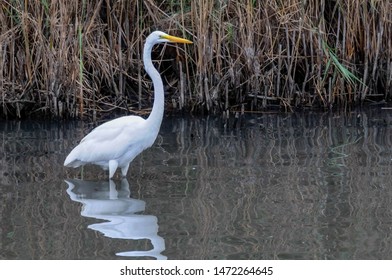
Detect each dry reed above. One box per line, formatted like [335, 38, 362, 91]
[0, 0, 391, 119]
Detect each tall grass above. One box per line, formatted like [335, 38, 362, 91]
[0, 0, 391, 118]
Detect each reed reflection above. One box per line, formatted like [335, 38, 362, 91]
[65, 178, 166, 260]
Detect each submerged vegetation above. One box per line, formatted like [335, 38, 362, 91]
[0, 0, 391, 119]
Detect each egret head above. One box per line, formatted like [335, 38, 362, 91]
[147, 31, 193, 45]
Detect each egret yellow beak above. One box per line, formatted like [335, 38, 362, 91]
[162, 34, 193, 44]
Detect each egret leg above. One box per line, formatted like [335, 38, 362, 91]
[108, 179, 118, 199]
[121, 163, 130, 177]
[109, 160, 118, 178]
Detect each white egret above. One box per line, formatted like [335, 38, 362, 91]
[64, 31, 192, 178]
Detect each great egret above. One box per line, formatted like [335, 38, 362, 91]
[64, 31, 192, 178]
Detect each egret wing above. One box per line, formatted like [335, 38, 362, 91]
[64, 116, 147, 166]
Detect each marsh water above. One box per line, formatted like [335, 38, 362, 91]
[1, 108, 392, 260]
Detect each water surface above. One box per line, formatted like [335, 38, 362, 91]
[1, 109, 392, 259]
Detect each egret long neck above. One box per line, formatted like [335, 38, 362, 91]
[144, 42, 164, 132]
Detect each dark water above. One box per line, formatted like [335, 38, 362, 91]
[1, 109, 392, 260]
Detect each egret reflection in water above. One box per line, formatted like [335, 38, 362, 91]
[65, 178, 166, 260]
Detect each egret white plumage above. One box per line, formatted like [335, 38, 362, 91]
[64, 31, 192, 178]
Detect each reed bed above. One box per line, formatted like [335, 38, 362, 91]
[0, 0, 391, 119]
